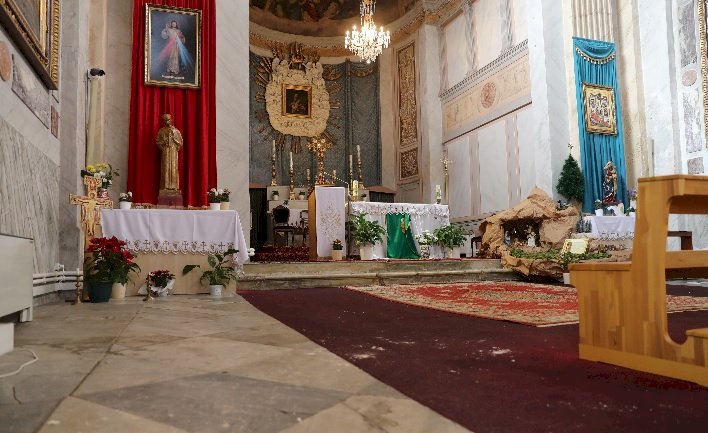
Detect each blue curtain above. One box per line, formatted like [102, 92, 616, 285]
[573, 37, 627, 212]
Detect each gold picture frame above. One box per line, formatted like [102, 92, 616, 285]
[282, 84, 312, 118]
[144, 4, 201, 89]
[582, 83, 618, 135]
[0, 0, 60, 89]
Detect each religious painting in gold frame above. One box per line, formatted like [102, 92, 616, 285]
[144, 4, 201, 89]
[282, 84, 312, 119]
[0, 0, 60, 89]
[582, 83, 618, 135]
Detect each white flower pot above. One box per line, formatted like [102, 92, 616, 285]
[331, 250, 343, 261]
[119, 201, 132, 210]
[629, 212, 636, 218]
[220, 201, 230, 210]
[272, 194, 279, 201]
[446, 247, 461, 259]
[298, 194, 306, 201]
[595, 209, 603, 216]
[111, 282, 126, 299]
[359, 244, 374, 260]
[563, 272, 571, 285]
[209, 203, 221, 210]
[630, 200, 637, 210]
[209, 284, 224, 296]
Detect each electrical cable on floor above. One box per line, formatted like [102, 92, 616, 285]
[0, 349, 39, 378]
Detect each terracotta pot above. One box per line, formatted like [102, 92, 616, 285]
[220, 201, 230, 210]
[111, 282, 126, 299]
[209, 203, 221, 210]
[331, 250, 343, 260]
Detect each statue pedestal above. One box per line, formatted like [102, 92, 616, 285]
[157, 189, 183, 208]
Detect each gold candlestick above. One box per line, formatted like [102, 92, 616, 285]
[441, 155, 451, 202]
[72, 273, 82, 305]
[357, 154, 364, 190]
[271, 152, 277, 186]
[289, 168, 296, 200]
[307, 135, 333, 185]
[143, 276, 154, 302]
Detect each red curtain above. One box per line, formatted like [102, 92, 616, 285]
[128, 0, 216, 207]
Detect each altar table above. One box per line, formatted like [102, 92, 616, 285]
[101, 209, 249, 295]
[582, 215, 635, 239]
[350, 202, 450, 259]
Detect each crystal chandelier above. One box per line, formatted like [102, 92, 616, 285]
[345, 0, 390, 64]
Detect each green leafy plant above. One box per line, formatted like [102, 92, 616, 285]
[556, 154, 585, 204]
[594, 199, 603, 210]
[350, 213, 386, 245]
[433, 225, 466, 249]
[84, 236, 140, 284]
[182, 249, 240, 285]
[332, 239, 343, 251]
[510, 248, 611, 272]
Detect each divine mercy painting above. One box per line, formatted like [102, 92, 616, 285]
[282, 84, 312, 118]
[582, 83, 617, 135]
[145, 4, 201, 89]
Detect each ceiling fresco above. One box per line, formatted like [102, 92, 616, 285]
[249, 0, 418, 37]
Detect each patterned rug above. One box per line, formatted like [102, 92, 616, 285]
[346, 282, 708, 326]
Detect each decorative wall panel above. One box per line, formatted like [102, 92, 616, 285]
[398, 42, 418, 152]
[400, 148, 418, 179]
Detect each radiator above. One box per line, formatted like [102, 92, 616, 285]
[0, 234, 33, 322]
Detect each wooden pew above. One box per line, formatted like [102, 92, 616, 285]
[569, 175, 708, 386]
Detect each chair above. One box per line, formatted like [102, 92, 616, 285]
[272, 205, 295, 246]
[297, 210, 308, 245]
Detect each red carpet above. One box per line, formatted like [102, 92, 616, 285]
[240, 286, 708, 433]
[346, 282, 708, 326]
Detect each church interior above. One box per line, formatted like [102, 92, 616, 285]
[1, 0, 708, 432]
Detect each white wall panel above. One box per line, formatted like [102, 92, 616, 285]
[478, 121, 508, 214]
[445, 14, 469, 87]
[475, 0, 503, 69]
[447, 135, 472, 219]
[516, 106, 536, 199]
[512, 0, 528, 44]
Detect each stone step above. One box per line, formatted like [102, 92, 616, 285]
[238, 259, 520, 290]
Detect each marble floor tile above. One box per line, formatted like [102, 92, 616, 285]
[80, 373, 348, 433]
[210, 322, 312, 348]
[37, 396, 190, 433]
[277, 402, 383, 433]
[0, 399, 61, 433]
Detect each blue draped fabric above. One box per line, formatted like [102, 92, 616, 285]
[573, 37, 627, 212]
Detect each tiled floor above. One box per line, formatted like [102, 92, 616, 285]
[0, 296, 470, 433]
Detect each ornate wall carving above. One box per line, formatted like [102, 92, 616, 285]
[400, 148, 418, 179]
[398, 43, 418, 150]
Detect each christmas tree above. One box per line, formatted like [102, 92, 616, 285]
[556, 150, 584, 205]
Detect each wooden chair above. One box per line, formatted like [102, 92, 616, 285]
[297, 210, 309, 246]
[570, 175, 708, 386]
[272, 205, 295, 246]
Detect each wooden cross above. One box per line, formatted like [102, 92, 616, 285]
[70, 176, 113, 242]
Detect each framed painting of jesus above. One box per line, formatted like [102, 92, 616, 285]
[145, 4, 201, 89]
[282, 84, 312, 118]
[582, 83, 617, 135]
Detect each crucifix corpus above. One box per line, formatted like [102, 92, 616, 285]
[70, 176, 114, 243]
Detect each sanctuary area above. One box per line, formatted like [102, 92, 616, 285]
[0, 1, 707, 432]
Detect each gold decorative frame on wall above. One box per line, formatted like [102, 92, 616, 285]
[699, 0, 708, 147]
[144, 4, 202, 89]
[0, 0, 60, 89]
[281, 84, 312, 119]
[582, 83, 618, 135]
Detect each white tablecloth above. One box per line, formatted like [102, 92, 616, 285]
[101, 209, 249, 264]
[583, 215, 635, 239]
[350, 202, 450, 259]
[315, 187, 346, 257]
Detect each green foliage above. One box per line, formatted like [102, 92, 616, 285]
[332, 239, 343, 250]
[510, 248, 611, 271]
[84, 236, 140, 284]
[556, 154, 585, 204]
[182, 248, 240, 286]
[350, 213, 386, 245]
[433, 225, 466, 249]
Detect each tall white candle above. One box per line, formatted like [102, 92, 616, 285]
[272, 140, 276, 157]
[356, 145, 361, 161]
[349, 154, 353, 173]
[289, 151, 293, 170]
[306, 168, 310, 179]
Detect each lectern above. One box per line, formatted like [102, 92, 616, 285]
[308, 186, 346, 260]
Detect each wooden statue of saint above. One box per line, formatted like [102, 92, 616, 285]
[156, 114, 184, 206]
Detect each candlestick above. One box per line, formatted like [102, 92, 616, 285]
[289, 151, 293, 170]
[289, 167, 295, 200]
[435, 184, 442, 204]
[357, 149, 364, 189]
[272, 140, 276, 157]
[72, 268, 82, 305]
[332, 170, 336, 184]
[356, 145, 360, 160]
[271, 146, 277, 186]
[306, 168, 311, 184]
[352, 180, 359, 201]
[349, 155, 353, 181]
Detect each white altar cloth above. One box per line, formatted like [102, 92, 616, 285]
[101, 209, 249, 264]
[350, 202, 450, 259]
[315, 186, 346, 257]
[582, 215, 635, 240]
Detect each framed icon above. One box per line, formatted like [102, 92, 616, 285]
[282, 84, 312, 118]
[582, 83, 617, 135]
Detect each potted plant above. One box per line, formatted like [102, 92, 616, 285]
[182, 248, 241, 296]
[81, 162, 118, 197]
[594, 199, 603, 216]
[331, 239, 344, 261]
[415, 230, 437, 259]
[84, 236, 140, 302]
[556, 152, 585, 208]
[118, 191, 133, 209]
[627, 187, 637, 210]
[350, 213, 386, 260]
[627, 207, 636, 218]
[298, 190, 307, 200]
[147, 269, 176, 297]
[271, 190, 280, 201]
[433, 224, 466, 258]
[220, 188, 231, 210]
[207, 188, 221, 210]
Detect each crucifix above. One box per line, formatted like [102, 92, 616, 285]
[441, 154, 451, 202]
[69, 176, 114, 243]
[307, 135, 333, 185]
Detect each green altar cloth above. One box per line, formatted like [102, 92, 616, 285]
[386, 213, 420, 259]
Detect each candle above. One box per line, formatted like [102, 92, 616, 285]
[352, 180, 358, 196]
[306, 168, 310, 179]
[349, 154, 353, 173]
[272, 140, 276, 157]
[356, 145, 361, 161]
[76, 267, 80, 275]
[289, 151, 293, 170]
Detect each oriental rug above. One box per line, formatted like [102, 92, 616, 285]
[345, 282, 708, 326]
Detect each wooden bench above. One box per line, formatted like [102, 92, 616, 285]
[569, 175, 708, 386]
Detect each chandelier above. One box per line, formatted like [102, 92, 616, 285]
[345, 0, 390, 64]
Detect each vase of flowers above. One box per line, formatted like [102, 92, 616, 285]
[594, 199, 603, 216]
[147, 270, 176, 297]
[81, 162, 118, 195]
[84, 236, 140, 303]
[350, 213, 385, 261]
[271, 190, 280, 201]
[415, 231, 436, 259]
[207, 188, 221, 210]
[220, 188, 231, 210]
[627, 187, 637, 210]
[433, 225, 466, 259]
[331, 239, 344, 260]
[118, 192, 132, 209]
[183, 249, 241, 296]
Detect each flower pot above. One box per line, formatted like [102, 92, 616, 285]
[98, 188, 109, 199]
[87, 280, 113, 303]
[445, 247, 461, 259]
[630, 200, 637, 210]
[111, 282, 126, 299]
[419, 244, 430, 259]
[359, 244, 374, 260]
[595, 209, 603, 216]
[563, 272, 571, 285]
[629, 211, 636, 218]
[272, 194, 279, 201]
[119, 201, 132, 210]
[220, 201, 230, 210]
[209, 284, 224, 296]
[209, 203, 221, 210]
[331, 249, 343, 261]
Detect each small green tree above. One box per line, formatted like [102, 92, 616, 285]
[556, 154, 584, 205]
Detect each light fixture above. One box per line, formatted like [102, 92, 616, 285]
[345, 0, 390, 64]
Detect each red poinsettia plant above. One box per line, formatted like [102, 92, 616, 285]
[148, 270, 175, 288]
[84, 236, 140, 284]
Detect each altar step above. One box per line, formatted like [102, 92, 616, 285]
[238, 259, 520, 290]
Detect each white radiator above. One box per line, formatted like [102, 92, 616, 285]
[0, 234, 33, 322]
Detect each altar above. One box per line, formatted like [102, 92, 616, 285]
[101, 209, 249, 295]
[582, 215, 635, 239]
[350, 202, 450, 259]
